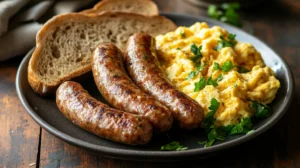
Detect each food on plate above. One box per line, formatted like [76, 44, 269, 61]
[155, 22, 280, 128]
[92, 43, 173, 132]
[28, 12, 177, 95]
[56, 81, 153, 145]
[124, 33, 204, 129]
[81, 0, 159, 16]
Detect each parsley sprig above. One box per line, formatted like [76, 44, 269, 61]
[213, 61, 235, 72]
[208, 3, 242, 27]
[203, 98, 220, 132]
[194, 75, 223, 92]
[186, 64, 206, 80]
[180, 30, 185, 38]
[199, 98, 254, 147]
[214, 62, 250, 73]
[191, 44, 202, 65]
[237, 66, 250, 73]
[161, 141, 188, 151]
[215, 34, 237, 51]
[229, 118, 253, 135]
[248, 99, 270, 118]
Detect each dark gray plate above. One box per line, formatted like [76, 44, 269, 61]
[16, 13, 294, 161]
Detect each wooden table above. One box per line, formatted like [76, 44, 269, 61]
[1, 0, 299, 167]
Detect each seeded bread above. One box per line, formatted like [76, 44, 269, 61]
[81, 0, 159, 16]
[28, 11, 177, 95]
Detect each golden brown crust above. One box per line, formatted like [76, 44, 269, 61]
[92, 44, 173, 132]
[27, 12, 177, 96]
[56, 81, 153, 145]
[124, 33, 204, 129]
[80, 0, 159, 16]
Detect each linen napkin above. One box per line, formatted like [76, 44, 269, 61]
[0, 0, 97, 61]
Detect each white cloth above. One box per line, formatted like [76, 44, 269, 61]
[0, 0, 97, 61]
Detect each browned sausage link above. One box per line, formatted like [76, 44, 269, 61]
[124, 33, 204, 129]
[92, 44, 173, 132]
[56, 81, 153, 145]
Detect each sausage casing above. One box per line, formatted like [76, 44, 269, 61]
[124, 33, 204, 129]
[56, 81, 153, 145]
[92, 44, 173, 132]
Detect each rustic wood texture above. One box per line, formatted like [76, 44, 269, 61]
[1, 0, 299, 167]
[0, 57, 40, 168]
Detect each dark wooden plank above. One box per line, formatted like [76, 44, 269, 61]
[0, 57, 40, 168]
[38, 0, 300, 167]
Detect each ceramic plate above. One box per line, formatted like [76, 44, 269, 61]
[16, 13, 294, 161]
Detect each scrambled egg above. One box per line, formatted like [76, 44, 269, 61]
[155, 22, 280, 127]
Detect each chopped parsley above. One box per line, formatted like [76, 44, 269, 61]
[190, 44, 202, 65]
[248, 99, 270, 118]
[194, 77, 206, 92]
[213, 62, 221, 70]
[186, 64, 206, 80]
[213, 61, 235, 72]
[229, 118, 253, 135]
[180, 30, 185, 38]
[215, 34, 237, 51]
[222, 61, 235, 72]
[199, 98, 254, 147]
[194, 75, 223, 92]
[215, 62, 250, 73]
[208, 3, 242, 27]
[176, 48, 181, 50]
[203, 98, 220, 132]
[161, 141, 188, 151]
[238, 66, 250, 73]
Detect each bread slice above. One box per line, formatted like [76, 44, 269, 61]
[81, 0, 159, 16]
[28, 11, 177, 95]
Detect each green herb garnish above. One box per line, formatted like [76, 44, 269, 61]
[200, 98, 221, 147]
[207, 77, 218, 87]
[215, 34, 237, 51]
[190, 44, 202, 65]
[229, 118, 253, 135]
[215, 62, 250, 73]
[248, 99, 270, 118]
[180, 30, 185, 38]
[222, 61, 235, 72]
[199, 98, 256, 147]
[203, 98, 220, 131]
[161, 141, 188, 151]
[194, 75, 223, 92]
[208, 3, 241, 27]
[208, 5, 223, 20]
[186, 64, 206, 80]
[213, 61, 235, 72]
[213, 62, 221, 70]
[238, 66, 250, 73]
[194, 77, 207, 92]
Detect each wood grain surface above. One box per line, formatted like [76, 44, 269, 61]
[0, 57, 40, 168]
[1, 0, 299, 167]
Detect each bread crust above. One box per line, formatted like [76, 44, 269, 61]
[28, 12, 177, 96]
[81, 0, 159, 16]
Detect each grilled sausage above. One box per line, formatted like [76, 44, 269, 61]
[56, 81, 153, 145]
[92, 44, 173, 132]
[124, 33, 204, 129]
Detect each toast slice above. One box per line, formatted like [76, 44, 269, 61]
[28, 11, 177, 95]
[81, 0, 159, 16]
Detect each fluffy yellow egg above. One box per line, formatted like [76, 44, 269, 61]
[155, 22, 280, 127]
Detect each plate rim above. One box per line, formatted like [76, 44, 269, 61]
[16, 13, 295, 160]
